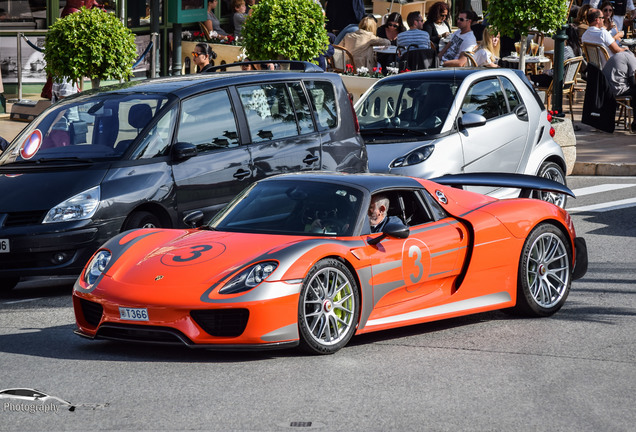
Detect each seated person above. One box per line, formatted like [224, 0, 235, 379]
[368, 194, 402, 233]
[439, 10, 478, 66]
[602, 50, 636, 132]
[582, 8, 629, 57]
[396, 11, 431, 51]
[341, 15, 391, 70]
[205, 0, 229, 38]
[232, 0, 248, 39]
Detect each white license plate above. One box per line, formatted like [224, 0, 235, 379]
[0, 239, 8, 253]
[119, 307, 149, 321]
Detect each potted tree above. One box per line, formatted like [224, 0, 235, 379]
[486, 0, 568, 74]
[44, 7, 137, 90]
[241, 0, 329, 63]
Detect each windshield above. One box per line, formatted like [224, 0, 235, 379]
[0, 93, 170, 165]
[210, 180, 364, 237]
[356, 79, 458, 139]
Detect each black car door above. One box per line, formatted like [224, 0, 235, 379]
[172, 89, 251, 222]
[236, 81, 321, 182]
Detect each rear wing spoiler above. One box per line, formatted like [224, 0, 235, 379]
[431, 173, 575, 198]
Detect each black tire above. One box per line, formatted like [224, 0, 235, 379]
[512, 223, 572, 317]
[531, 162, 567, 208]
[122, 211, 161, 231]
[298, 259, 360, 355]
[0, 277, 20, 293]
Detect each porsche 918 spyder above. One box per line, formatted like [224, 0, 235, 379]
[73, 172, 587, 354]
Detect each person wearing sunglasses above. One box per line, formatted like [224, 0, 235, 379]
[601, 1, 623, 40]
[192, 43, 218, 73]
[422, 1, 452, 51]
[396, 12, 431, 52]
[584, 0, 635, 32]
[582, 8, 629, 57]
[376, 12, 406, 70]
[439, 10, 478, 66]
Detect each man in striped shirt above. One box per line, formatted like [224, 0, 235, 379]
[396, 11, 431, 51]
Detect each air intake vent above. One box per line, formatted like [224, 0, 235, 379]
[79, 298, 103, 327]
[190, 309, 249, 337]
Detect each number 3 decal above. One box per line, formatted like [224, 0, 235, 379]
[172, 245, 213, 262]
[402, 239, 430, 289]
[408, 245, 424, 283]
[160, 242, 226, 267]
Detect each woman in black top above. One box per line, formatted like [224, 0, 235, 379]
[422, 1, 452, 51]
[192, 43, 218, 73]
[376, 12, 406, 71]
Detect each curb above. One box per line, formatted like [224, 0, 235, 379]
[572, 162, 636, 176]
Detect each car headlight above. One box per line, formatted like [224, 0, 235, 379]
[43, 185, 100, 223]
[219, 261, 278, 294]
[84, 250, 111, 287]
[391, 145, 434, 168]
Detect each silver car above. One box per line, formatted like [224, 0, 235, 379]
[355, 68, 567, 207]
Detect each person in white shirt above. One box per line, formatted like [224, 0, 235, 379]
[581, 8, 629, 57]
[439, 10, 477, 66]
[472, 28, 500, 67]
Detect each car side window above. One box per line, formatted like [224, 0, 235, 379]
[382, 189, 435, 226]
[131, 105, 177, 159]
[237, 83, 300, 143]
[288, 82, 316, 135]
[499, 77, 522, 112]
[304, 80, 338, 131]
[177, 90, 240, 152]
[461, 78, 507, 120]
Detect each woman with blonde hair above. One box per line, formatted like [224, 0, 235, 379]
[342, 15, 391, 70]
[472, 27, 500, 67]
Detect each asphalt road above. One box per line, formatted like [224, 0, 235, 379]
[0, 176, 634, 432]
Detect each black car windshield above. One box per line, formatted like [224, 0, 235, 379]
[0, 93, 170, 165]
[356, 79, 458, 139]
[210, 180, 364, 236]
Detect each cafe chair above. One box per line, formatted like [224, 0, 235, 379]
[536, 56, 584, 121]
[582, 42, 610, 69]
[463, 51, 478, 67]
[328, 45, 356, 73]
[398, 45, 438, 72]
[616, 95, 633, 132]
[198, 22, 213, 41]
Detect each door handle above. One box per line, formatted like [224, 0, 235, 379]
[233, 169, 251, 180]
[303, 154, 319, 165]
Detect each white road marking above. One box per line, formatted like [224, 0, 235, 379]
[567, 197, 636, 213]
[571, 184, 636, 197]
[2, 297, 43, 305]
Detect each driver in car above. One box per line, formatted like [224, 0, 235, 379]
[368, 194, 402, 233]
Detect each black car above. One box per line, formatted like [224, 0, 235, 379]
[0, 62, 368, 290]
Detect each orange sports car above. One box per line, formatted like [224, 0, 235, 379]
[73, 172, 587, 354]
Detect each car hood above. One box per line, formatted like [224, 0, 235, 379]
[0, 168, 108, 212]
[101, 228, 313, 291]
[366, 139, 436, 173]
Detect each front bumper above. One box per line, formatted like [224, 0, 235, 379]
[0, 218, 121, 277]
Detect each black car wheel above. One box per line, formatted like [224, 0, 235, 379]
[298, 259, 359, 355]
[513, 223, 572, 317]
[0, 277, 20, 293]
[122, 211, 161, 231]
[532, 162, 567, 208]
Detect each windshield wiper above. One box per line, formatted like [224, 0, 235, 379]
[361, 127, 428, 137]
[35, 157, 95, 164]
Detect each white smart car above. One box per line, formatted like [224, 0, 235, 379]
[355, 68, 568, 207]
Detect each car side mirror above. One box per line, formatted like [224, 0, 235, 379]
[183, 210, 204, 228]
[173, 142, 197, 161]
[458, 112, 487, 129]
[367, 219, 410, 245]
[514, 104, 529, 122]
